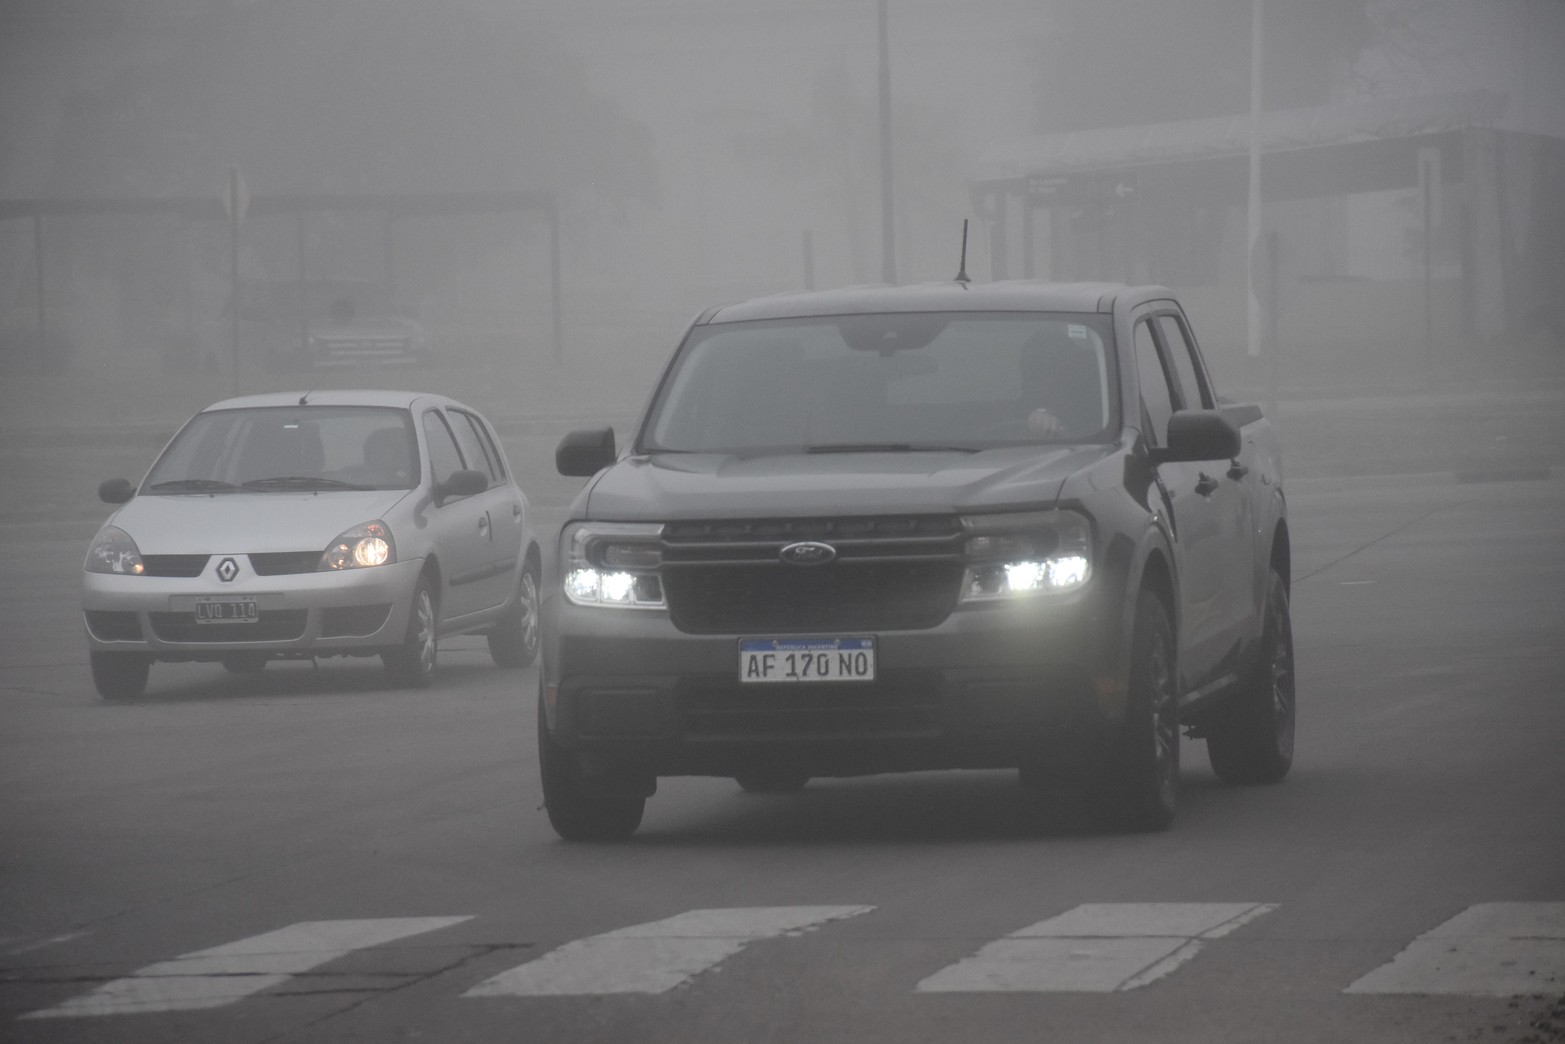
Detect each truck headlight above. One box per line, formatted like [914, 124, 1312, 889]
[959, 509, 1092, 601]
[561, 522, 666, 609]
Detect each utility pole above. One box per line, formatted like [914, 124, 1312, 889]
[1246, 0, 1263, 359]
[877, 0, 896, 284]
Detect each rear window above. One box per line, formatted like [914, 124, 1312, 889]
[642, 312, 1115, 455]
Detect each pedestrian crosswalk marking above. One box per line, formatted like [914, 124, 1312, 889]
[23, 917, 471, 1018]
[1346, 902, 1565, 996]
[464, 906, 874, 997]
[917, 902, 1277, 993]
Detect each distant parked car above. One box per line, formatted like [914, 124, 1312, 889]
[229, 279, 430, 368]
[82, 390, 540, 699]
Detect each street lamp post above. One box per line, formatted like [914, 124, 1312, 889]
[878, 0, 896, 284]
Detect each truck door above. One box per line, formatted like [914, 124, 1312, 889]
[1133, 315, 1226, 694]
[1154, 311, 1259, 668]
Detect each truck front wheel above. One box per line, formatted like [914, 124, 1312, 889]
[1206, 568, 1295, 785]
[1084, 591, 1179, 832]
[538, 690, 645, 841]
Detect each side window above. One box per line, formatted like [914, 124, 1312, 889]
[422, 410, 466, 488]
[1156, 313, 1210, 410]
[1134, 319, 1176, 447]
[452, 409, 504, 481]
[444, 409, 495, 487]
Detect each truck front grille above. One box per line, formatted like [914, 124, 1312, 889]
[658, 514, 965, 634]
[664, 561, 962, 633]
[679, 671, 943, 738]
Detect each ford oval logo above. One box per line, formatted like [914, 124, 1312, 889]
[779, 541, 836, 566]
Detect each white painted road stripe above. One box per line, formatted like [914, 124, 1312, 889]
[23, 917, 471, 1018]
[917, 902, 1277, 993]
[1346, 903, 1565, 996]
[464, 906, 873, 996]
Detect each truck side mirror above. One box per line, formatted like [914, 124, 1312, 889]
[557, 426, 616, 477]
[1152, 410, 1241, 464]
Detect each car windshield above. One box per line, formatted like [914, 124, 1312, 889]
[641, 312, 1116, 456]
[144, 405, 420, 492]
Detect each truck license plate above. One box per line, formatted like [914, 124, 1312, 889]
[739, 637, 875, 683]
[195, 597, 259, 624]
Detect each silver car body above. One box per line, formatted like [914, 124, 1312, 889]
[81, 389, 538, 681]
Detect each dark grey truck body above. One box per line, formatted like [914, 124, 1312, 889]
[540, 281, 1293, 838]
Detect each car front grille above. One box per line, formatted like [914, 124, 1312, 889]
[659, 514, 965, 634]
[140, 555, 210, 578]
[249, 551, 323, 576]
[149, 610, 308, 643]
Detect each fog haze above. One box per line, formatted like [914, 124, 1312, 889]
[2, 0, 1563, 432]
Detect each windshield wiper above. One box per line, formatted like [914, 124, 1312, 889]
[805, 442, 979, 455]
[241, 476, 368, 491]
[148, 478, 239, 493]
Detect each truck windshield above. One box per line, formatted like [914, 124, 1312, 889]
[642, 312, 1116, 455]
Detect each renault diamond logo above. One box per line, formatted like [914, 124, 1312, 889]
[216, 557, 240, 582]
[779, 541, 836, 566]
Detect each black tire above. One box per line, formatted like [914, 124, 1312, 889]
[1206, 568, 1295, 785]
[221, 651, 269, 674]
[487, 561, 540, 668]
[1084, 591, 1179, 832]
[538, 689, 644, 841]
[90, 651, 151, 700]
[735, 771, 810, 794]
[382, 575, 438, 688]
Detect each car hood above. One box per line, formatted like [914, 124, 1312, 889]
[107, 490, 413, 554]
[580, 446, 1111, 520]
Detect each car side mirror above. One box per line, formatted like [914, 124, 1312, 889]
[1151, 410, 1241, 464]
[557, 426, 616, 477]
[98, 478, 135, 504]
[436, 469, 489, 501]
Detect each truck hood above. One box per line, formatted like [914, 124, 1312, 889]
[108, 490, 413, 554]
[581, 446, 1112, 520]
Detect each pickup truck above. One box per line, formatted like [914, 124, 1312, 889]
[541, 281, 1293, 839]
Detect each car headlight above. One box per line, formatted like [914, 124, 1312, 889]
[561, 521, 666, 609]
[319, 520, 395, 570]
[959, 509, 1092, 601]
[84, 526, 146, 575]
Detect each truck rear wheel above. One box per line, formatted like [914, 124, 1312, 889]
[1206, 568, 1295, 785]
[1084, 591, 1178, 832]
[538, 689, 645, 841]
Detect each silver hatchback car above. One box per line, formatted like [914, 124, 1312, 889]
[82, 390, 541, 698]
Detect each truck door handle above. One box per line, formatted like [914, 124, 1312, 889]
[1195, 473, 1219, 497]
[1227, 461, 1249, 480]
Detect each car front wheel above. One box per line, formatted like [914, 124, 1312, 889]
[487, 562, 540, 668]
[382, 576, 437, 688]
[90, 651, 151, 700]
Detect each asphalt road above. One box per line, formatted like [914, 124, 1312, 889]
[2, 467, 1564, 1042]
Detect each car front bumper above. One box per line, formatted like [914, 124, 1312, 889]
[82, 557, 424, 660]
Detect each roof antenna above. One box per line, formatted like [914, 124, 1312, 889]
[955, 219, 970, 284]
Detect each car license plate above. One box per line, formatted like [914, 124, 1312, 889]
[195, 597, 259, 624]
[739, 637, 875, 683]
